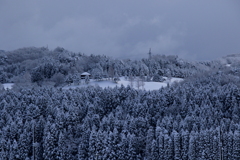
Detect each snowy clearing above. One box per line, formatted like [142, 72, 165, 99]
[63, 77, 183, 91]
[2, 83, 14, 90]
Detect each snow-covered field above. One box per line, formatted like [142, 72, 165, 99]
[2, 83, 14, 90]
[1, 77, 183, 91]
[226, 64, 231, 67]
[63, 77, 183, 91]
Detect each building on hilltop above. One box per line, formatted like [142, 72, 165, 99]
[81, 72, 91, 79]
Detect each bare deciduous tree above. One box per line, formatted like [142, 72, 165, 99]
[135, 77, 145, 90]
[129, 74, 134, 88]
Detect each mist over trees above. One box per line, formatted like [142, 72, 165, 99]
[1, 47, 240, 159]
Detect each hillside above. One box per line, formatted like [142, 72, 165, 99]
[0, 47, 221, 89]
[1, 47, 240, 159]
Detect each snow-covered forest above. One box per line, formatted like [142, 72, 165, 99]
[1, 47, 240, 159]
[0, 47, 219, 87]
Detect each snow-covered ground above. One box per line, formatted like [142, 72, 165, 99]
[63, 77, 183, 91]
[2, 83, 14, 90]
[226, 64, 231, 67]
[1, 77, 183, 91]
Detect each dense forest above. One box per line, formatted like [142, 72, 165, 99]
[1, 47, 240, 159]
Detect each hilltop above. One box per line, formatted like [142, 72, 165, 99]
[0, 46, 233, 90]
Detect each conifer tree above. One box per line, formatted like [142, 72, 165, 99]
[233, 129, 240, 159]
[56, 131, 67, 160]
[118, 132, 129, 160]
[9, 139, 19, 160]
[181, 129, 189, 160]
[78, 129, 90, 159]
[173, 130, 181, 160]
[18, 129, 30, 160]
[146, 127, 154, 159]
[227, 131, 234, 159]
[150, 139, 159, 160]
[128, 133, 138, 160]
[157, 130, 164, 160]
[88, 127, 98, 160]
[188, 132, 197, 160]
[43, 124, 58, 160]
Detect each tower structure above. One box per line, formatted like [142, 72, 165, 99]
[148, 48, 152, 59]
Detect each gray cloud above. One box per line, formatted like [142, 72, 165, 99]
[0, 0, 240, 61]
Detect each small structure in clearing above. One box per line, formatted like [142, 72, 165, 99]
[81, 72, 91, 79]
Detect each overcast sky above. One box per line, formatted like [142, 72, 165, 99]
[0, 0, 240, 61]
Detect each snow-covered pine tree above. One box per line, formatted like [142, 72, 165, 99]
[233, 128, 240, 159]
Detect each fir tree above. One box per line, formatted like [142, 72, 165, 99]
[150, 139, 159, 160]
[173, 130, 181, 160]
[233, 129, 240, 159]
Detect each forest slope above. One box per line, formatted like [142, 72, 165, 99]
[1, 47, 240, 159]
